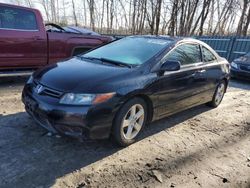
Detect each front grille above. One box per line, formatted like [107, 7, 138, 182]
[42, 88, 62, 98]
[240, 65, 250, 72]
[33, 80, 63, 98]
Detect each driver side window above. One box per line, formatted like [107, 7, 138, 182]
[165, 44, 202, 65]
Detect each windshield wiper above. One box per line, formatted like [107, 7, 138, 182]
[77, 56, 100, 61]
[77, 56, 133, 68]
[99, 58, 132, 68]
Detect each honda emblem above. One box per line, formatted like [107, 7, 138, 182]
[35, 84, 44, 94]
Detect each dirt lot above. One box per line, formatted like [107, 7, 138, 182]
[0, 77, 249, 188]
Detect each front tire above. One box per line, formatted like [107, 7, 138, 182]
[112, 98, 147, 146]
[207, 80, 226, 108]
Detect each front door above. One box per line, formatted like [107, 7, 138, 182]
[152, 43, 207, 117]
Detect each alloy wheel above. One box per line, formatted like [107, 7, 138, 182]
[121, 104, 145, 140]
[215, 83, 225, 105]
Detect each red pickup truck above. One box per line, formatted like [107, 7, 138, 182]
[0, 3, 112, 75]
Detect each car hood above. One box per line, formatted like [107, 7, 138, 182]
[33, 57, 133, 93]
[234, 56, 250, 64]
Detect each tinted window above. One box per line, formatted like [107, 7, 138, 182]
[165, 44, 201, 65]
[83, 37, 171, 65]
[0, 6, 37, 30]
[202, 46, 217, 62]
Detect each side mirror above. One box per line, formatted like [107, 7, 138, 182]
[160, 60, 181, 72]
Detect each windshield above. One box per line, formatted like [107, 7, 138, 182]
[81, 37, 171, 65]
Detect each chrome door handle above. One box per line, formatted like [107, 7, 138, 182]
[197, 69, 206, 73]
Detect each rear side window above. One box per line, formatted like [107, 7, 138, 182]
[165, 44, 201, 65]
[0, 6, 37, 30]
[202, 46, 217, 62]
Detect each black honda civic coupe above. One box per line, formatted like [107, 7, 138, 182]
[22, 36, 230, 146]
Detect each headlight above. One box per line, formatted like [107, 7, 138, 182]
[231, 62, 238, 69]
[59, 92, 115, 105]
[27, 75, 33, 84]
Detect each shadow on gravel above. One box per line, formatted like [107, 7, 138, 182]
[0, 76, 29, 88]
[0, 103, 211, 187]
[229, 79, 250, 90]
[140, 104, 211, 141]
[0, 112, 118, 187]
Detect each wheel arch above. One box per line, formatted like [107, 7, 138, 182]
[111, 93, 154, 146]
[110, 93, 154, 145]
[115, 93, 154, 124]
[133, 94, 154, 124]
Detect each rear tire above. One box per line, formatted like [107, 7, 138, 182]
[207, 80, 226, 108]
[112, 98, 147, 146]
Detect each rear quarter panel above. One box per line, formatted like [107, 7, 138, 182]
[204, 58, 230, 100]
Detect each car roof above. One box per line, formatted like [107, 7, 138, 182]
[126, 35, 220, 58]
[128, 35, 177, 41]
[127, 35, 203, 43]
[0, 3, 38, 12]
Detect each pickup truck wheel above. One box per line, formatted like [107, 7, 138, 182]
[112, 98, 147, 146]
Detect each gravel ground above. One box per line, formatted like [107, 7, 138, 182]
[0, 77, 249, 188]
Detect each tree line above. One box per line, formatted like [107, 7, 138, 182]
[10, 0, 250, 36]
